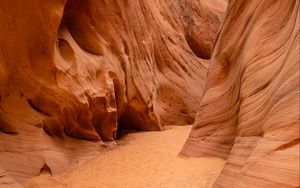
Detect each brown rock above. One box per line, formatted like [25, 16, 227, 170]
[0, 0, 226, 184]
[181, 0, 299, 187]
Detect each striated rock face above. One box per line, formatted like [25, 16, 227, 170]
[0, 0, 226, 185]
[181, 0, 299, 187]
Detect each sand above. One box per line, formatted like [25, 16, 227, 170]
[24, 126, 225, 188]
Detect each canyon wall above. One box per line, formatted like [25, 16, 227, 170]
[181, 0, 299, 187]
[0, 0, 226, 185]
[1, 0, 298, 187]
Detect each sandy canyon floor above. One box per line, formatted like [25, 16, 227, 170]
[24, 126, 225, 188]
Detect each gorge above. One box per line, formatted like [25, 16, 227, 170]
[0, 0, 299, 187]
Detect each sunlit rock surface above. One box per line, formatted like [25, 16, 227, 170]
[181, 0, 299, 187]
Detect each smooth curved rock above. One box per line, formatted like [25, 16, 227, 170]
[0, 0, 226, 184]
[181, 0, 299, 187]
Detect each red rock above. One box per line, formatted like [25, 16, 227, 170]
[181, 0, 299, 187]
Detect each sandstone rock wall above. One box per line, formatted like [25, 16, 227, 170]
[181, 0, 300, 187]
[0, 0, 226, 184]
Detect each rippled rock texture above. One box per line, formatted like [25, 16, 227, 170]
[181, 0, 299, 187]
[0, 0, 226, 185]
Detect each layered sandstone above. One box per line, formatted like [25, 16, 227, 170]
[181, 0, 300, 187]
[0, 0, 226, 185]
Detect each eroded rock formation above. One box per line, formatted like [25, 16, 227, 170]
[0, 0, 226, 185]
[181, 0, 300, 187]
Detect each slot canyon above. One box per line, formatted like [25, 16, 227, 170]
[0, 0, 299, 187]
